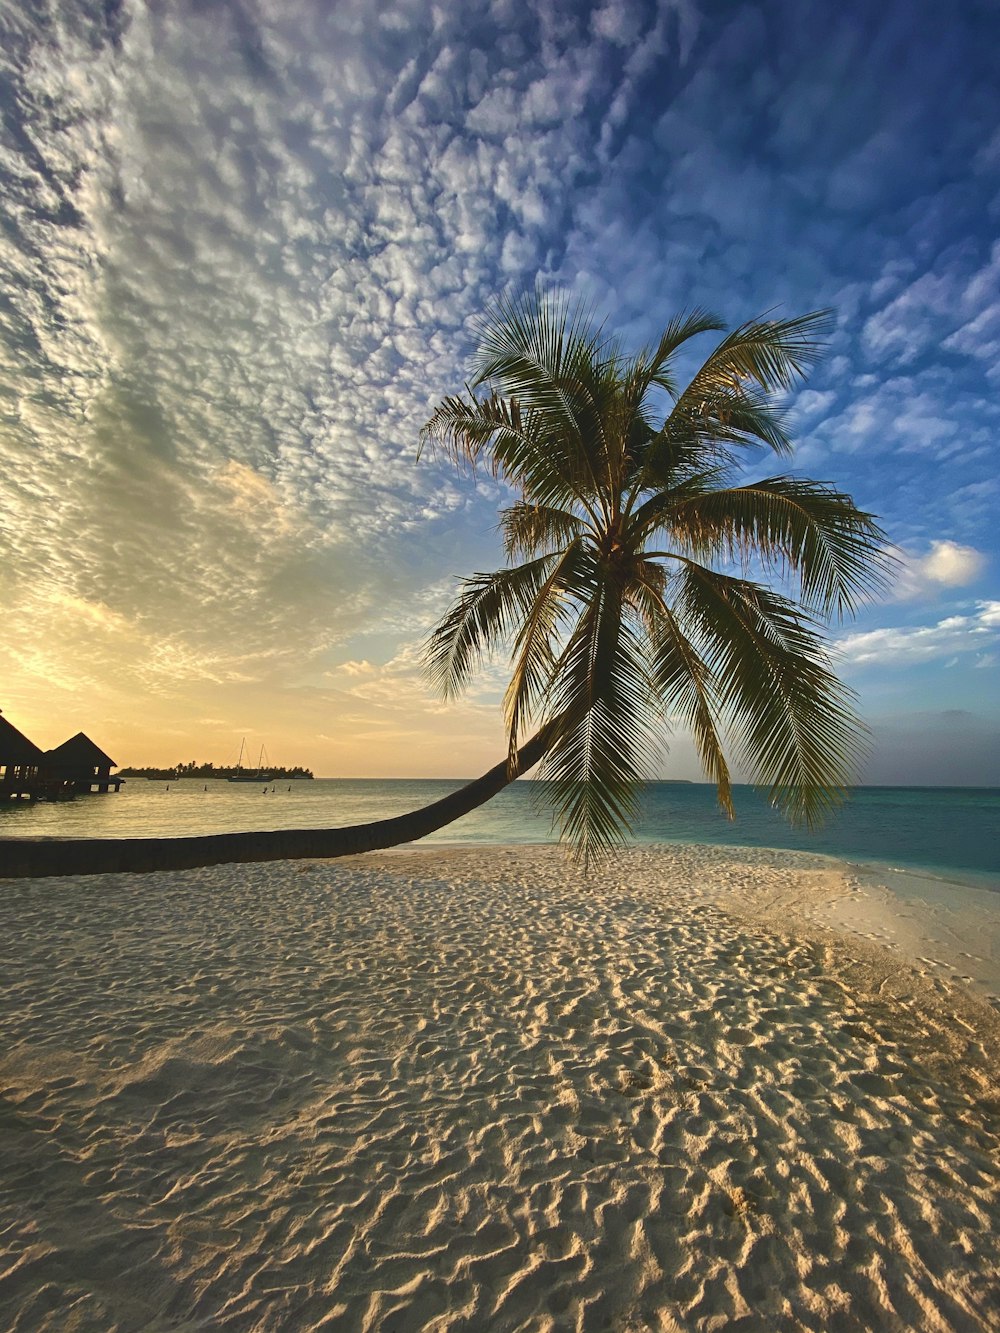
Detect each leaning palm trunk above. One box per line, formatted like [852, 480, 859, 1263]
[0, 726, 555, 880]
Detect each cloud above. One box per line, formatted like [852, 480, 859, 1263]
[862, 240, 1000, 376]
[910, 540, 987, 586]
[791, 388, 837, 421]
[942, 239, 1000, 378]
[3, 0, 638, 700]
[893, 539, 988, 598]
[797, 365, 998, 560]
[11, 0, 808, 727]
[0, 0, 998, 777]
[837, 600, 999, 667]
[861, 270, 957, 364]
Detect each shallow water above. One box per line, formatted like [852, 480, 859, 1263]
[2, 779, 997, 892]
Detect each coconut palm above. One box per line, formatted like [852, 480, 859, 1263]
[1, 291, 890, 879]
[420, 289, 891, 863]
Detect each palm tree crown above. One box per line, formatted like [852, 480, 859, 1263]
[421, 290, 892, 863]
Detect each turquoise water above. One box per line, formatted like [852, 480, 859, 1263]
[2, 779, 997, 892]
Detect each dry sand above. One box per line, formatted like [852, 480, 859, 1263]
[1, 843, 998, 1332]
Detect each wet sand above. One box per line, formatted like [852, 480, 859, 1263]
[1, 844, 998, 1331]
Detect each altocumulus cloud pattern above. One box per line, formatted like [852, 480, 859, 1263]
[1, 0, 998, 779]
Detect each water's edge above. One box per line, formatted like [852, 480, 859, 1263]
[1, 780, 997, 893]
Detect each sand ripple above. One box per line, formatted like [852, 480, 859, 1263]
[1, 845, 998, 1331]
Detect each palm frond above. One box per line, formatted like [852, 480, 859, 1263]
[421, 390, 604, 521]
[676, 561, 867, 825]
[503, 540, 587, 766]
[500, 501, 587, 559]
[624, 463, 732, 543]
[665, 384, 794, 457]
[670, 477, 894, 617]
[697, 310, 833, 393]
[645, 311, 831, 479]
[471, 286, 608, 399]
[625, 309, 725, 402]
[419, 390, 530, 473]
[425, 555, 559, 700]
[628, 389, 793, 511]
[469, 288, 613, 511]
[540, 579, 662, 864]
[630, 576, 734, 816]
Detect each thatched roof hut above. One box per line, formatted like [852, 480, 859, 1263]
[43, 732, 120, 791]
[0, 709, 45, 796]
[44, 732, 116, 775]
[0, 709, 45, 769]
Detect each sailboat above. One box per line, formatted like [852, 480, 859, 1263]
[227, 738, 273, 783]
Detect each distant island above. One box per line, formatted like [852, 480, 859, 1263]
[118, 761, 314, 780]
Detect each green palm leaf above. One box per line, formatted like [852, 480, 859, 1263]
[539, 570, 663, 864]
[421, 381, 605, 522]
[425, 555, 559, 700]
[625, 310, 726, 402]
[470, 289, 610, 505]
[503, 540, 586, 766]
[676, 561, 867, 824]
[670, 477, 893, 617]
[694, 310, 833, 393]
[630, 577, 734, 816]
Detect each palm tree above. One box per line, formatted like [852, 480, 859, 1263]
[1, 292, 889, 879]
[420, 290, 890, 863]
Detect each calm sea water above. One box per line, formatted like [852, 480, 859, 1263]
[2, 779, 997, 892]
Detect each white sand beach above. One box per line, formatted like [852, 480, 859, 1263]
[1, 844, 998, 1332]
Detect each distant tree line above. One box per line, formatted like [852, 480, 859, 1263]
[117, 761, 315, 780]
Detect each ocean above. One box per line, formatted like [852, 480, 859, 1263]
[2, 779, 997, 893]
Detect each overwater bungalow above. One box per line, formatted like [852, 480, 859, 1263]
[0, 709, 46, 800]
[43, 733, 123, 794]
[0, 709, 122, 800]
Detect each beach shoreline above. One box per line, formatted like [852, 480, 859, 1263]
[2, 843, 998, 1330]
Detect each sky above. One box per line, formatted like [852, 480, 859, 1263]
[1, 0, 998, 783]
